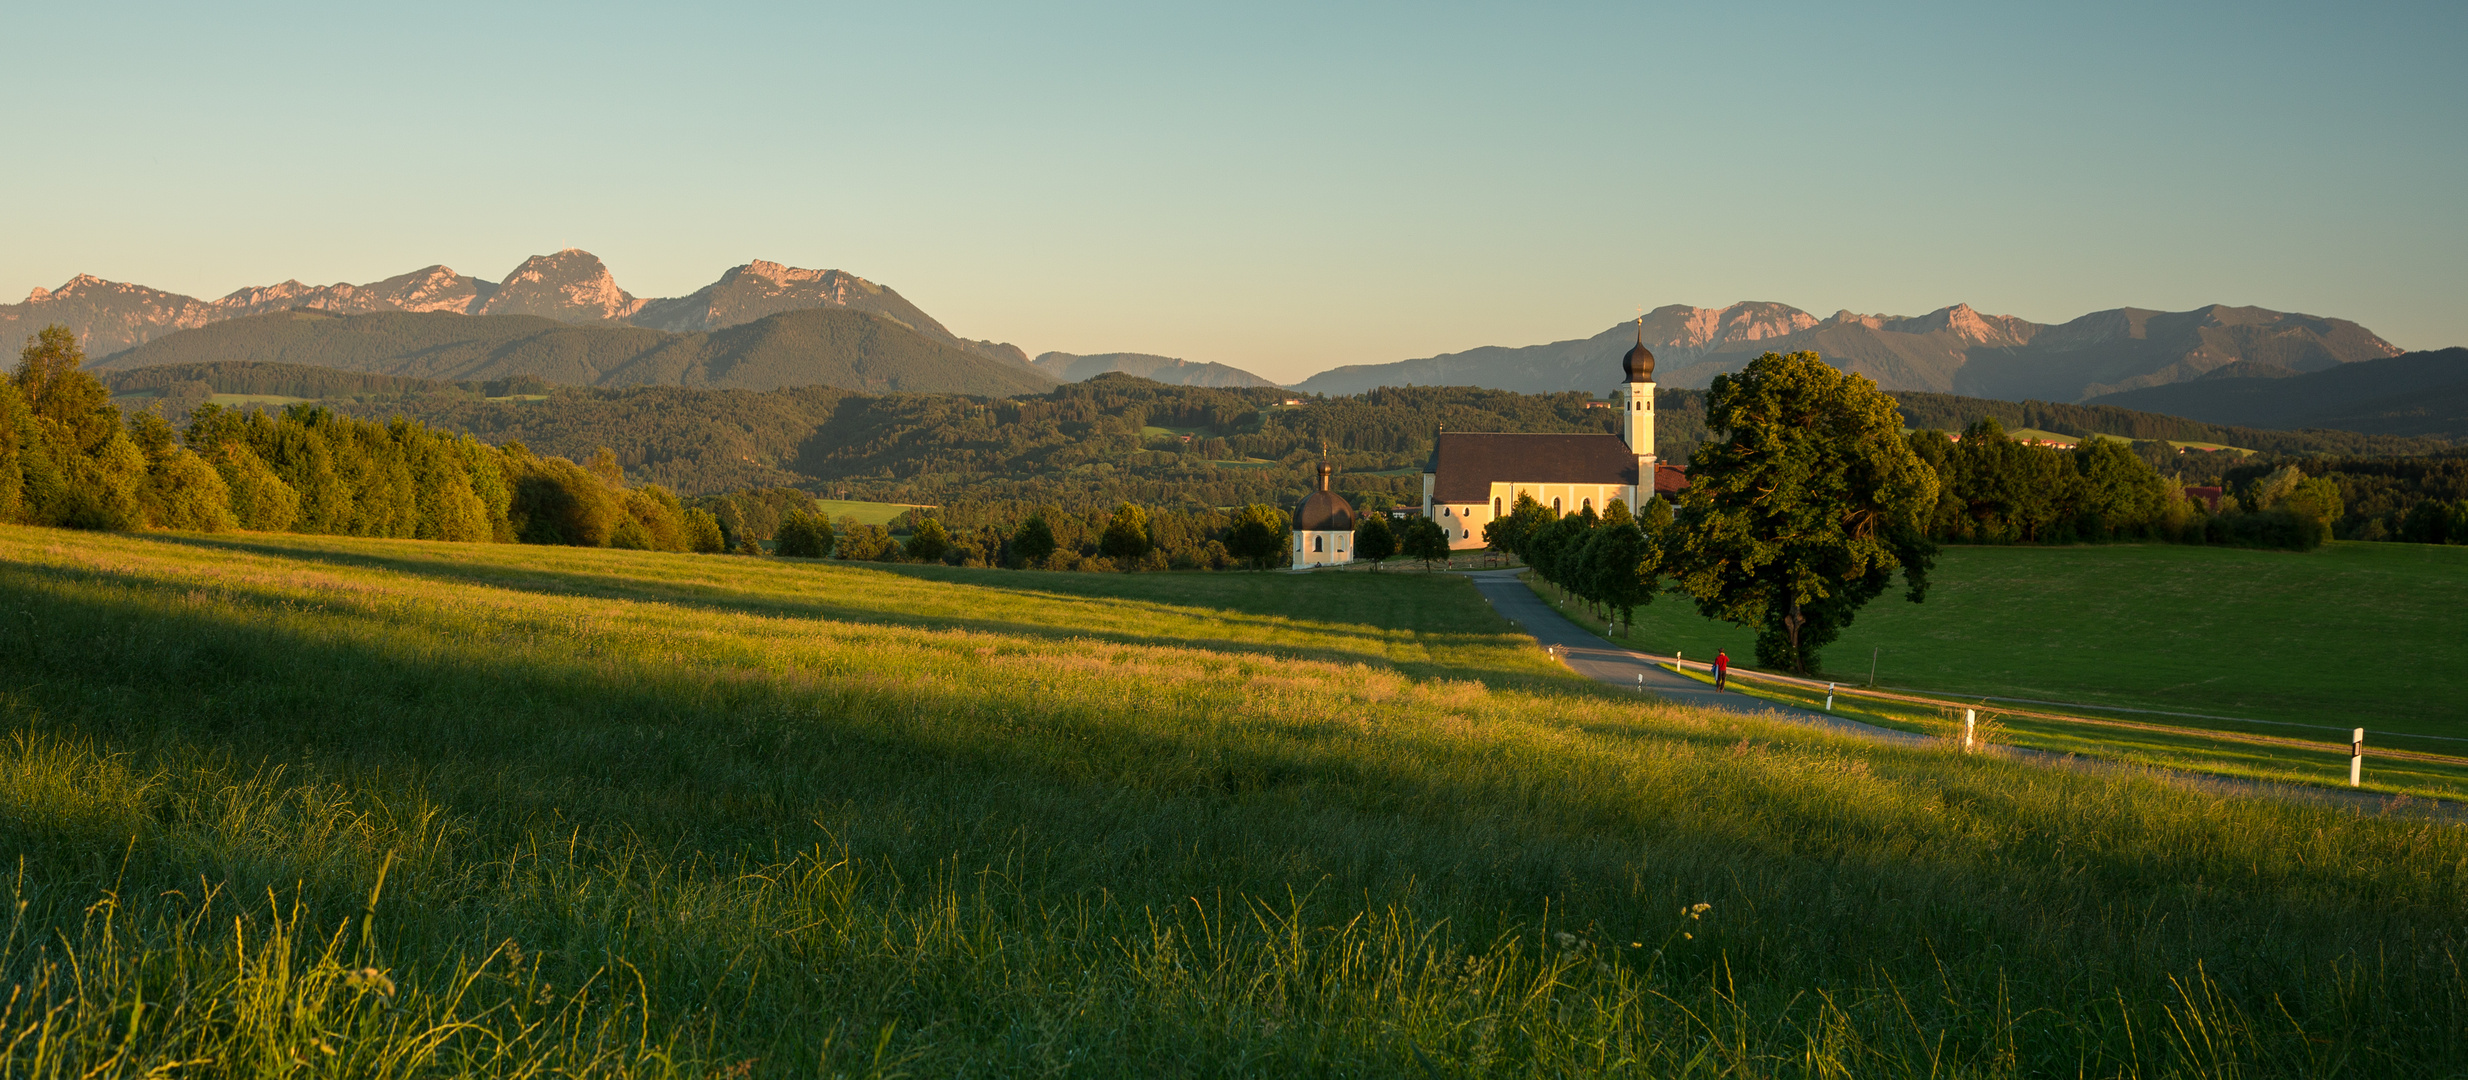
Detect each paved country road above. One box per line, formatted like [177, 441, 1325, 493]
[1455, 568, 2462, 824]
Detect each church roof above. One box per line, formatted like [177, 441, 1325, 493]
[1425, 432, 1640, 503]
[1294, 461, 1356, 532]
[1622, 319, 1655, 382]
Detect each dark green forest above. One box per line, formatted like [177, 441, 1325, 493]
[91, 306, 1057, 396]
[1893, 390, 2451, 459]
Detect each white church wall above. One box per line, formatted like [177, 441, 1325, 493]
[1291, 529, 1354, 569]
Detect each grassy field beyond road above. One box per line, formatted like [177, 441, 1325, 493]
[1, 529, 2464, 1075]
[1614, 542, 2468, 738]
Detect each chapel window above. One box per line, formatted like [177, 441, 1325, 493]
[1313, 536, 1323, 552]
[1492, 497, 1501, 516]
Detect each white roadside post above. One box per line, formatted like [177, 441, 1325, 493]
[1964, 709, 1977, 751]
[1675, 650, 1682, 675]
[2352, 728, 2365, 787]
[1825, 683, 1836, 711]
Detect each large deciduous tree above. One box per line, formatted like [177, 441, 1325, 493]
[1353, 511, 1396, 569]
[1399, 515, 1451, 569]
[1221, 504, 1289, 570]
[1098, 502, 1152, 562]
[1668, 351, 1939, 674]
[1009, 514, 1057, 567]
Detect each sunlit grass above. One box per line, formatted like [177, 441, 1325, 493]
[1610, 542, 2468, 735]
[1535, 573, 2468, 799]
[0, 527, 2463, 1076]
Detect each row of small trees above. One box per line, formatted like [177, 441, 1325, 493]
[1486, 495, 1671, 633]
[757, 499, 1461, 573]
[4, 327, 724, 552]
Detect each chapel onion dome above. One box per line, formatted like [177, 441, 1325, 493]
[1295, 461, 1356, 532]
[1622, 339, 1656, 383]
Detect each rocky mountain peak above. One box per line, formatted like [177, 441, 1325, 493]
[477, 249, 642, 322]
[1663, 302, 1820, 351]
[1885, 303, 2039, 347]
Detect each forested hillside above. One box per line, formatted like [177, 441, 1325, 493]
[106, 349, 2459, 514]
[2084, 348, 2468, 440]
[91, 306, 1057, 396]
[367, 376, 1686, 509]
[7, 327, 727, 554]
[1892, 390, 2453, 457]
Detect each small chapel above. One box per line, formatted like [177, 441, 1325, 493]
[1418, 325, 1687, 549]
[1290, 460, 1356, 569]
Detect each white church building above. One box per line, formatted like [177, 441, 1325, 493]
[1291, 460, 1357, 568]
[1419, 326, 1687, 549]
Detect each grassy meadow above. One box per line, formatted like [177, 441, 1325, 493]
[1609, 542, 2468, 742]
[809, 499, 935, 526]
[2, 527, 2466, 1076]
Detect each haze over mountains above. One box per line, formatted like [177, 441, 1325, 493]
[1296, 302, 2403, 404]
[12, 249, 2447, 417]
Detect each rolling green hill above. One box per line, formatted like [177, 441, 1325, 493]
[101, 346, 2453, 505]
[88, 306, 1059, 397]
[4, 527, 2461, 1073]
[1891, 388, 2454, 457]
[2085, 348, 2468, 440]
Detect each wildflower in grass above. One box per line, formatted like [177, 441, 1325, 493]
[345, 967, 396, 997]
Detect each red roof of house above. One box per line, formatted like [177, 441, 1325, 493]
[1654, 461, 1689, 495]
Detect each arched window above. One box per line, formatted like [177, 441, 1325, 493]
[1551, 498, 1561, 513]
[1582, 498, 1593, 511]
[1313, 536, 1323, 552]
[1492, 496, 1501, 516]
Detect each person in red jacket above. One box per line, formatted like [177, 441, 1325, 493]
[1713, 649, 1729, 689]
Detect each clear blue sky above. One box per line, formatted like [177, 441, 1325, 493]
[5, 1, 2461, 383]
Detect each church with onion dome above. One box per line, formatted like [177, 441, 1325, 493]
[1416, 322, 1687, 550]
[1290, 460, 1357, 569]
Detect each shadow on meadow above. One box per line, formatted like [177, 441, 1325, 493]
[138, 532, 1570, 693]
[7, 536, 2468, 1073]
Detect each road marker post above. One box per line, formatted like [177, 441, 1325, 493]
[2352, 728, 2365, 787]
[1825, 684, 1835, 711]
[1964, 709, 1976, 751]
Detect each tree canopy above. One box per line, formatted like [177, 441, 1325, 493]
[1667, 351, 1940, 674]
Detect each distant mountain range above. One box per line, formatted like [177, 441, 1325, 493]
[3, 249, 1282, 391]
[90, 307, 1057, 397]
[11, 250, 2443, 416]
[2084, 348, 2468, 440]
[1029, 352, 1280, 388]
[1295, 302, 2403, 404]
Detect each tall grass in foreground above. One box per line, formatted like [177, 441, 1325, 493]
[0, 527, 2462, 1076]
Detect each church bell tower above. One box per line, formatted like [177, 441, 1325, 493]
[1620, 318, 1656, 498]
